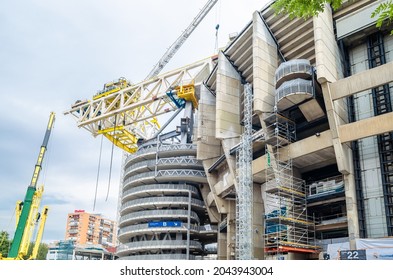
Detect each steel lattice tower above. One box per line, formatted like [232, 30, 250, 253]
[236, 83, 254, 260]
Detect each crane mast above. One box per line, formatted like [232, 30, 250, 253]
[7, 112, 55, 259]
[145, 0, 218, 80]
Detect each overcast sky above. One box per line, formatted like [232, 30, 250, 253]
[0, 0, 270, 243]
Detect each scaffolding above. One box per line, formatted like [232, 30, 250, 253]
[263, 112, 318, 258]
[236, 83, 253, 260]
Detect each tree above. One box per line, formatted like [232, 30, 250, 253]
[0, 231, 11, 258]
[272, 0, 393, 34]
[26, 242, 49, 260]
[372, 1, 393, 34]
[36, 243, 49, 260]
[0, 231, 48, 260]
[272, 0, 343, 18]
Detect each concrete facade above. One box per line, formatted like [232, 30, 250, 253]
[116, 140, 216, 260]
[198, 0, 393, 259]
[109, 0, 393, 260]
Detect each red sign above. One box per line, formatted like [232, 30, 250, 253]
[74, 209, 85, 213]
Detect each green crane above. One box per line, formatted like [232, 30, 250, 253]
[7, 112, 55, 259]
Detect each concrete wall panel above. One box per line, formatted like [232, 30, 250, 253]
[314, 4, 341, 83]
[253, 11, 277, 114]
[215, 52, 242, 139]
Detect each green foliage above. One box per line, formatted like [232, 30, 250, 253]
[272, 0, 393, 35]
[371, 0, 393, 35]
[272, 0, 343, 19]
[26, 242, 49, 260]
[0, 231, 11, 258]
[0, 231, 48, 259]
[37, 243, 49, 260]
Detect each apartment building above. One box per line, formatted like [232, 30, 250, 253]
[65, 210, 117, 248]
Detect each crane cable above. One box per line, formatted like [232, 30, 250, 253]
[214, 0, 221, 54]
[106, 115, 117, 202]
[93, 132, 104, 211]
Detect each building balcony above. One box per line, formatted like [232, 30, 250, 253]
[122, 184, 199, 202]
[120, 196, 205, 215]
[118, 223, 217, 242]
[119, 209, 200, 227]
[125, 144, 197, 166]
[116, 240, 203, 256]
[124, 157, 203, 178]
[123, 170, 206, 189]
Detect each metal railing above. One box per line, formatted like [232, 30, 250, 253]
[120, 196, 205, 213]
[118, 254, 196, 260]
[123, 169, 206, 189]
[117, 240, 203, 254]
[275, 58, 312, 86]
[118, 223, 217, 236]
[156, 169, 206, 178]
[124, 157, 203, 177]
[119, 209, 200, 226]
[122, 184, 199, 201]
[126, 144, 197, 165]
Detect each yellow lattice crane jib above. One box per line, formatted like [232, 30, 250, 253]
[97, 126, 139, 154]
[150, 117, 161, 129]
[93, 77, 130, 101]
[97, 116, 161, 154]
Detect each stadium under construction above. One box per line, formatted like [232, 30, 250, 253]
[66, 0, 393, 260]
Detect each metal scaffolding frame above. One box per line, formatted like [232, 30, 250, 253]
[263, 111, 318, 258]
[236, 83, 253, 260]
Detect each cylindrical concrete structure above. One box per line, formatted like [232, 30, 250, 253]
[117, 142, 216, 260]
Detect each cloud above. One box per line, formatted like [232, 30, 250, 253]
[0, 0, 269, 243]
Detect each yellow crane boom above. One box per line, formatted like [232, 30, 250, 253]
[29, 206, 49, 260]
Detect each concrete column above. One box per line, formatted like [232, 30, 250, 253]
[252, 11, 277, 115]
[196, 84, 225, 221]
[199, 183, 220, 223]
[251, 12, 280, 259]
[217, 230, 227, 260]
[214, 52, 243, 259]
[253, 183, 264, 259]
[215, 51, 242, 139]
[344, 173, 360, 244]
[314, 5, 359, 249]
[196, 84, 221, 155]
[227, 200, 236, 260]
[313, 5, 343, 83]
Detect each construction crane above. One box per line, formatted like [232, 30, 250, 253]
[2, 112, 55, 260]
[65, 59, 212, 152]
[29, 206, 49, 260]
[65, 0, 217, 154]
[146, 0, 218, 80]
